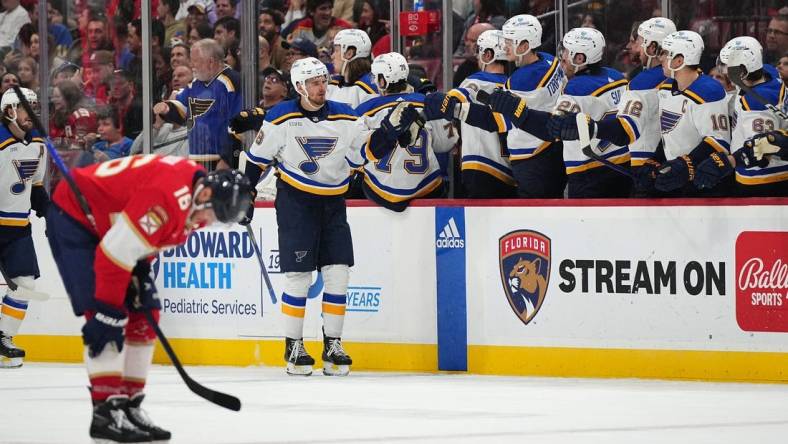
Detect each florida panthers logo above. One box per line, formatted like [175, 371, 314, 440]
[295, 137, 338, 174]
[499, 230, 551, 325]
[660, 110, 683, 133]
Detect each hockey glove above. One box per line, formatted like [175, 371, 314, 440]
[632, 159, 661, 192]
[229, 107, 266, 134]
[488, 89, 528, 127]
[654, 155, 695, 192]
[424, 92, 458, 121]
[83, 301, 127, 358]
[546, 112, 597, 142]
[693, 152, 734, 190]
[238, 188, 258, 226]
[125, 260, 161, 312]
[381, 102, 420, 143]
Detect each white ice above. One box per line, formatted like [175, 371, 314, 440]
[2, 363, 788, 444]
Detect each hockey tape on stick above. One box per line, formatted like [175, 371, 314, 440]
[727, 66, 788, 121]
[245, 225, 277, 305]
[12, 86, 242, 411]
[576, 113, 635, 179]
[0, 263, 50, 301]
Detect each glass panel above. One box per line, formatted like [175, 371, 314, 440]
[669, 0, 784, 68]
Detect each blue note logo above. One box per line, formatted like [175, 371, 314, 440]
[296, 137, 338, 174]
[660, 110, 682, 133]
[10, 159, 40, 194]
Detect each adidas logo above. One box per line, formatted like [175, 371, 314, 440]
[436, 217, 465, 249]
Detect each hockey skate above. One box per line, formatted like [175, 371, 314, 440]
[0, 330, 24, 368]
[124, 393, 171, 441]
[285, 337, 314, 376]
[90, 395, 151, 443]
[322, 333, 352, 376]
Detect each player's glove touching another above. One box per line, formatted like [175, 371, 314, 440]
[655, 155, 695, 192]
[546, 112, 598, 142]
[487, 89, 528, 127]
[693, 152, 735, 190]
[733, 130, 788, 168]
[229, 107, 266, 134]
[380, 102, 421, 148]
[424, 92, 459, 121]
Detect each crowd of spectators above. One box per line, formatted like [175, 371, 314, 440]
[0, 0, 786, 197]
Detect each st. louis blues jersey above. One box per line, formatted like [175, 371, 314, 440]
[615, 66, 665, 166]
[730, 76, 788, 187]
[247, 99, 370, 196]
[556, 67, 629, 175]
[658, 75, 731, 160]
[0, 125, 47, 234]
[448, 71, 514, 186]
[354, 92, 458, 204]
[327, 72, 379, 108]
[164, 66, 242, 164]
[505, 52, 565, 160]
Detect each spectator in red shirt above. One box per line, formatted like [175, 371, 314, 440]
[285, 0, 352, 49]
[83, 50, 114, 105]
[108, 70, 143, 140]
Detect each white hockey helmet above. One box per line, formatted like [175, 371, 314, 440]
[638, 17, 677, 48]
[661, 30, 704, 76]
[371, 52, 409, 92]
[477, 30, 507, 68]
[560, 27, 606, 68]
[719, 36, 763, 76]
[333, 29, 372, 60]
[1, 87, 38, 125]
[290, 57, 329, 96]
[502, 14, 542, 58]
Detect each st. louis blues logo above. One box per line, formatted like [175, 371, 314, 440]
[499, 230, 551, 325]
[660, 110, 683, 133]
[296, 137, 338, 174]
[10, 159, 40, 194]
[187, 98, 215, 129]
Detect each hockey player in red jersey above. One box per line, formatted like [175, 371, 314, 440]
[46, 155, 253, 443]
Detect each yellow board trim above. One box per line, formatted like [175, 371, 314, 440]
[14, 335, 438, 372]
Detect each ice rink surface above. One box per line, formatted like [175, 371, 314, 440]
[2, 363, 788, 444]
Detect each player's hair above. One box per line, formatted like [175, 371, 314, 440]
[385, 79, 409, 94]
[96, 105, 121, 129]
[345, 57, 371, 84]
[744, 68, 765, 82]
[308, 0, 334, 13]
[191, 21, 214, 41]
[193, 39, 226, 63]
[215, 17, 241, 37]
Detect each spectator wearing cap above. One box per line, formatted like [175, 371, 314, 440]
[186, 2, 210, 29]
[281, 37, 318, 72]
[93, 106, 133, 159]
[260, 67, 291, 109]
[84, 50, 114, 104]
[285, 0, 352, 49]
[0, 0, 30, 49]
[178, 0, 217, 24]
[51, 62, 79, 86]
[109, 69, 143, 140]
[170, 42, 191, 69]
[153, 38, 241, 170]
[259, 8, 287, 69]
[159, 0, 188, 46]
[213, 16, 240, 49]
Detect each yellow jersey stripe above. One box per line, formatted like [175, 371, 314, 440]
[735, 171, 788, 185]
[537, 58, 559, 89]
[272, 112, 304, 125]
[461, 162, 517, 186]
[278, 172, 349, 196]
[281, 304, 306, 318]
[363, 175, 443, 203]
[704, 136, 728, 153]
[591, 79, 628, 97]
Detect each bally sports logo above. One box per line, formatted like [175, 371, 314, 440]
[499, 230, 551, 325]
[735, 231, 788, 333]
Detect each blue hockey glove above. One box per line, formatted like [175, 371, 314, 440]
[424, 92, 458, 121]
[655, 155, 695, 192]
[83, 301, 127, 358]
[546, 112, 598, 141]
[632, 159, 661, 192]
[693, 152, 734, 190]
[125, 261, 161, 312]
[488, 89, 528, 127]
[229, 107, 266, 134]
[381, 103, 419, 141]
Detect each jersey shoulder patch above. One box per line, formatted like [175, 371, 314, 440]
[265, 100, 302, 124]
[629, 66, 666, 91]
[506, 52, 558, 92]
[216, 67, 241, 93]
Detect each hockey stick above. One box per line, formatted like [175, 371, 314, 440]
[0, 262, 50, 301]
[245, 225, 277, 304]
[727, 66, 788, 121]
[576, 113, 636, 180]
[11, 86, 241, 412]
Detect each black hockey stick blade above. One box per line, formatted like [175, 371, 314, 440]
[143, 310, 242, 411]
[727, 66, 788, 121]
[476, 89, 491, 105]
[582, 146, 636, 180]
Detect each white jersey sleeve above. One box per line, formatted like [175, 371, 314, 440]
[0, 128, 47, 227]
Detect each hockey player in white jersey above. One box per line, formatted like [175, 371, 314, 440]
[240, 58, 418, 376]
[426, 14, 566, 198]
[327, 29, 378, 108]
[445, 30, 516, 198]
[0, 87, 48, 367]
[694, 36, 788, 196]
[354, 52, 458, 211]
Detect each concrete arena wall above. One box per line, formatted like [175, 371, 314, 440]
[9, 198, 788, 382]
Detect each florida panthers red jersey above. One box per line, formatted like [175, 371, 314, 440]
[52, 154, 206, 307]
